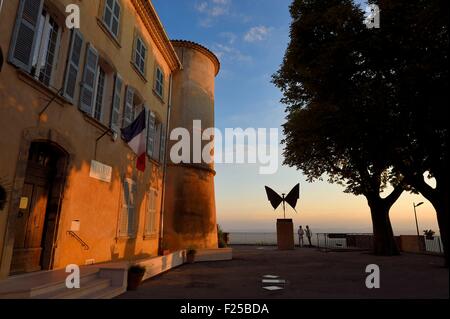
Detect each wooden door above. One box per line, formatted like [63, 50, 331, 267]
[10, 146, 54, 274]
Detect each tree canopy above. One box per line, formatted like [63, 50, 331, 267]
[273, 0, 448, 260]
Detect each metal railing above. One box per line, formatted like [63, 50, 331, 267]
[228, 232, 444, 255]
[424, 236, 444, 254]
[316, 233, 374, 251]
[67, 231, 90, 250]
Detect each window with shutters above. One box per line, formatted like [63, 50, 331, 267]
[119, 178, 137, 238]
[133, 36, 147, 77]
[9, 1, 61, 87]
[144, 189, 158, 236]
[102, 0, 121, 39]
[79, 47, 116, 125]
[146, 110, 165, 163]
[154, 66, 164, 99]
[110, 74, 123, 133]
[122, 86, 144, 128]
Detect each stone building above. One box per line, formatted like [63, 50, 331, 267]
[0, 0, 219, 279]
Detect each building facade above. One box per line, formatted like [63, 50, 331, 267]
[0, 0, 219, 279]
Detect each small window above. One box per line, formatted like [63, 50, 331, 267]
[32, 10, 61, 86]
[93, 66, 106, 121]
[133, 36, 146, 76]
[102, 0, 121, 38]
[144, 189, 158, 236]
[154, 67, 164, 98]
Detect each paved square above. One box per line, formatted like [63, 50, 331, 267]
[117, 246, 449, 299]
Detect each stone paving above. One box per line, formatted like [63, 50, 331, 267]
[117, 245, 449, 299]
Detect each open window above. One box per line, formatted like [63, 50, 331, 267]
[79, 45, 117, 125]
[122, 86, 144, 128]
[9, 0, 62, 88]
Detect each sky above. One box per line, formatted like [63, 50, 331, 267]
[152, 0, 440, 235]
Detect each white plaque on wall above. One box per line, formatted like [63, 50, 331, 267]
[89, 160, 112, 183]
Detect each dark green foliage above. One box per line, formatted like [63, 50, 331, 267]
[273, 0, 448, 258]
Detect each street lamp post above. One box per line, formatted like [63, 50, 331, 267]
[413, 202, 424, 237]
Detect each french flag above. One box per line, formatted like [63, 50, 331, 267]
[121, 110, 147, 172]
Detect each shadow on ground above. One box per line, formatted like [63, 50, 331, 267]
[117, 245, 449, 299]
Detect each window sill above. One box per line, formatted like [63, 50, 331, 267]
[152, 88, 165, 104]
[130, 61, 147, 83]
[143, 234, 157, 240]
[96, 18, 121, 49]
[149, 157, 161, 167]
[116, 235, 137, 241]
[16, 68, 69, 107]
[82, 113, 115, 139]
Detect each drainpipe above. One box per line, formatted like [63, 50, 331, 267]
[158, 73, 173, 255]
[0, 0, 3, 72]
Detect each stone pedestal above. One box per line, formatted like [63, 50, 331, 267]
[276, 219, 295, 250]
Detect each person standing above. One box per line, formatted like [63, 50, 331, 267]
[305, 225, 313, 247]
[297, 226, 304, 247]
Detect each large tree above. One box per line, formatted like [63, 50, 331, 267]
[273, 0, 403, 255]
[274, 0, 449, 262]
[364, 0, 449, 265]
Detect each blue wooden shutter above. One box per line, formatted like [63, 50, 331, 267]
[8, 0, 44, 72]
[122, 86, 134, 128]
[147, 110, 156, 158]
[79, 44, 98, 114]
[63, 30, 84, 103]
[110, 74, 123, 133]
[119, 178, 136, 237]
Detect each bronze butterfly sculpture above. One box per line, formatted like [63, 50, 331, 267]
[264, 184, 300, 219]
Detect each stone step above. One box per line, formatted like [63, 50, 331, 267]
[30, 270, 100, 298]
[83, 286, 126, 299]
[36, 277, 111, 299]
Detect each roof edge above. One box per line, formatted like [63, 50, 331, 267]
[171, 40, 221, 76]
[133, 0, 181, 72]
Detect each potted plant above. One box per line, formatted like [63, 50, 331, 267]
[423, 229, 435, 240]
[186, 247, 197, 264]
[127, 265, 146, 291]
[217, 224, 229, 248]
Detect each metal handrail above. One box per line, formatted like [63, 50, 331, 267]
[67, 231, 90, 250]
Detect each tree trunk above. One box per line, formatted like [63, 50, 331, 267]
[407, 174, 449, 267]
[430, 192, 449, 267]
[369, 202, 400, 256]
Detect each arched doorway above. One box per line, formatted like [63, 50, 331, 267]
[10, 141, 68, 275]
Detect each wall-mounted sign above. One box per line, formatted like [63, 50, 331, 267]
[89, 160, 112, 183]
[19, 197, 29, 210]
[71, 220, 80, 232]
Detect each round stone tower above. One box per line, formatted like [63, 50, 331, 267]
[163, 40, 220, 250]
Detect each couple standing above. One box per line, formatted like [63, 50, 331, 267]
[298, 225, 312, 247]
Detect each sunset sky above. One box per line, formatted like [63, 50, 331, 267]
[153, 0, 440, 235]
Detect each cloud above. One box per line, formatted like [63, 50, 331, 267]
[195, 0, 232, 27]
[244, 26, 272, 42]
[212, 43, 252, 64]
[219, 32, 237, 45]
